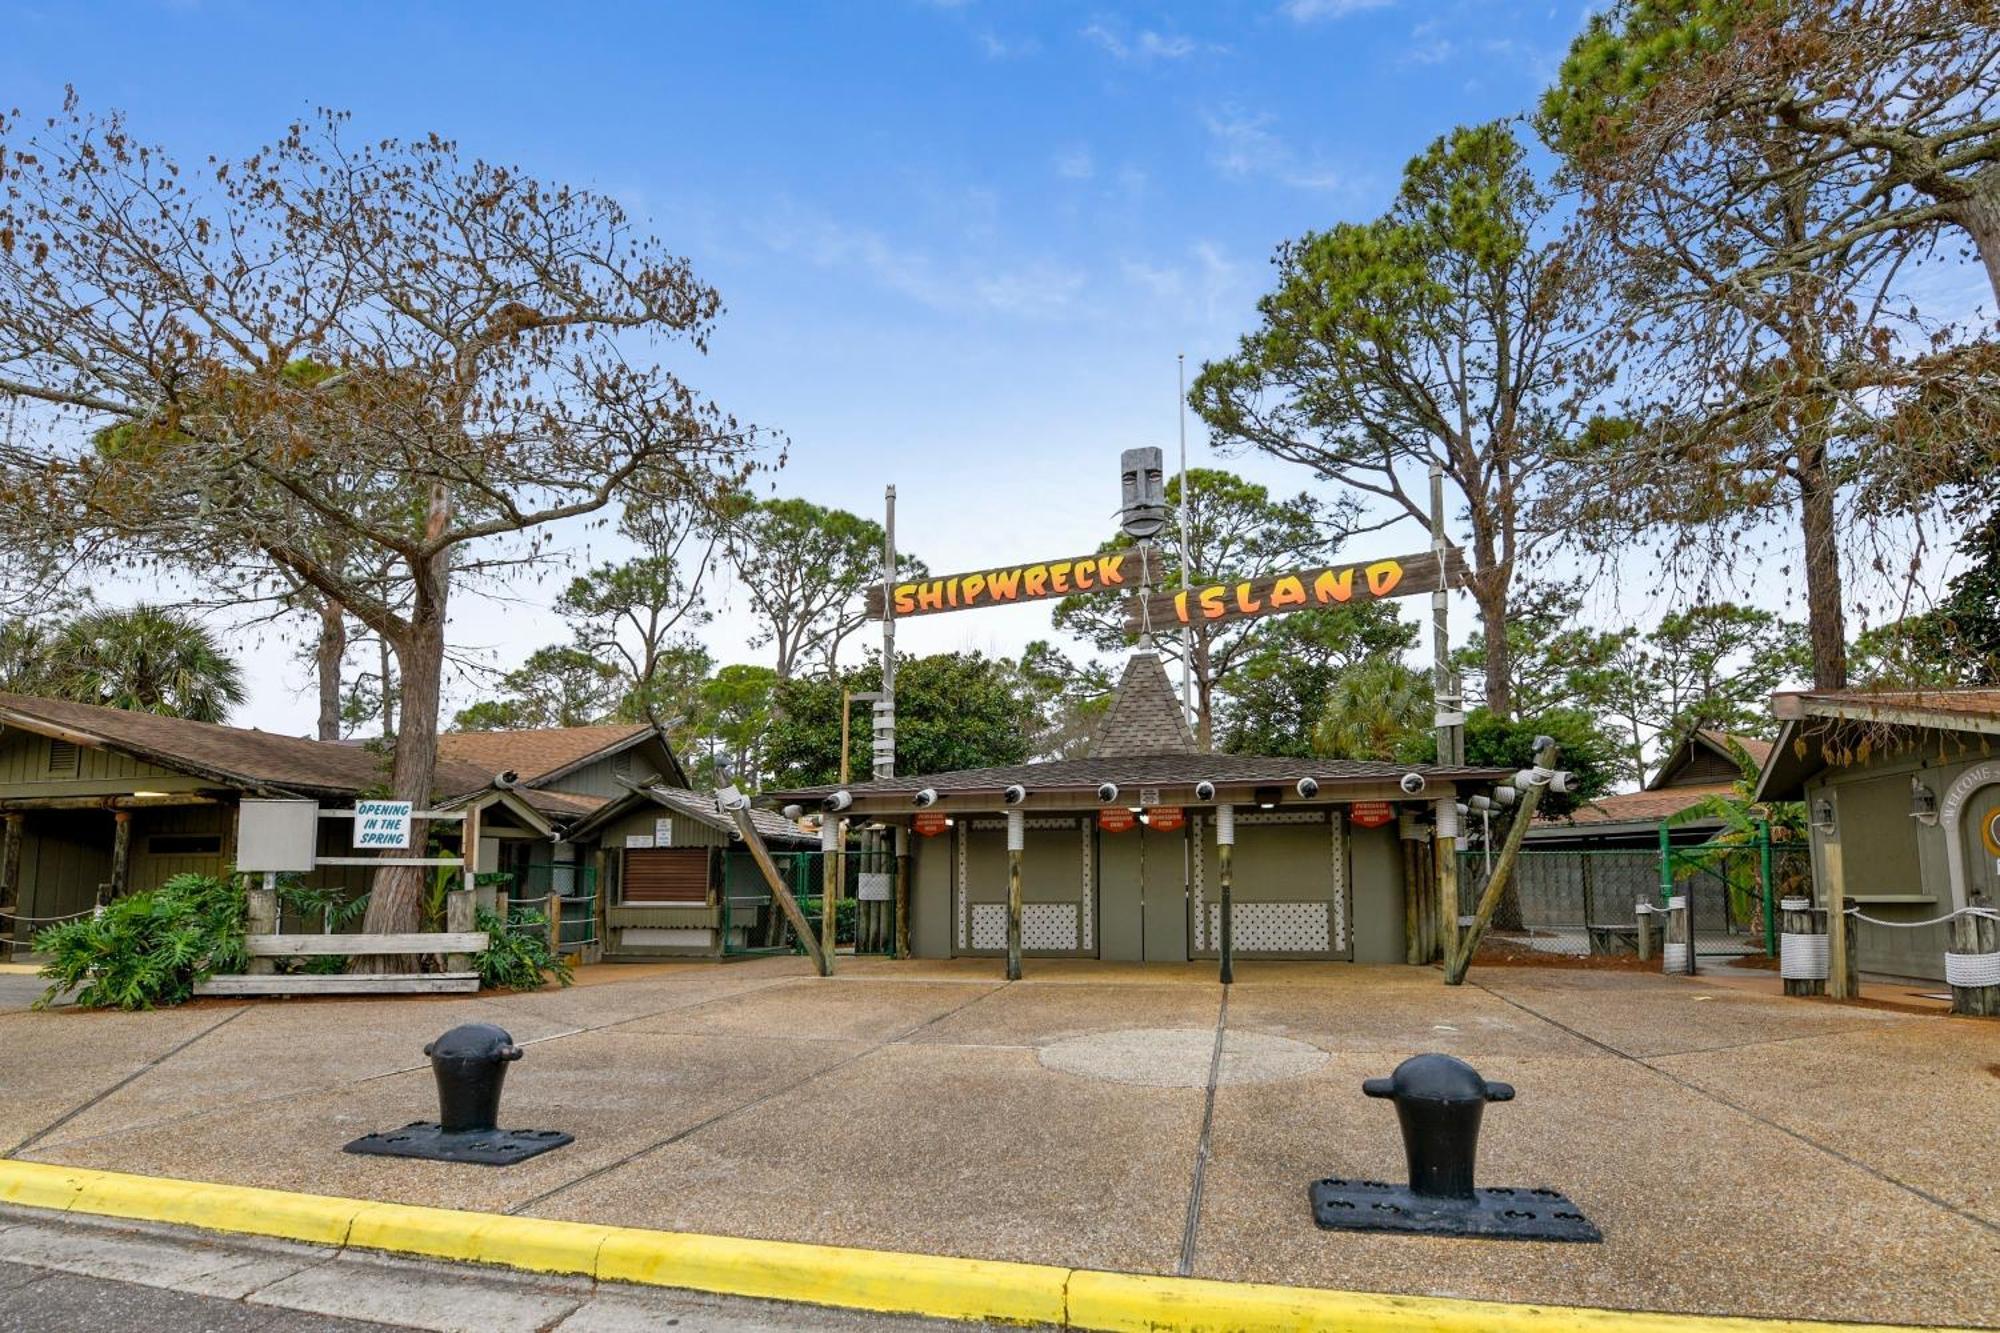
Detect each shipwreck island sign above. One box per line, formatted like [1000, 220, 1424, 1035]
[868, 547, 1165, 620]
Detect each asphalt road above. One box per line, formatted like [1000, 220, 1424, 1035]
[0, 1207, 991, 1333]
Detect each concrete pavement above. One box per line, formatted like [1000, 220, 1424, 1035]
[3, 956, 1996, 1326]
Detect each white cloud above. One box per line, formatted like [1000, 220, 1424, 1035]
[1279, 0, 1395, 20]
[1201, 106, 1343, 191]
[1053, 145, 1096, 180]
[977, 30, 1040, 59]
[1081, 20, 1202, 63]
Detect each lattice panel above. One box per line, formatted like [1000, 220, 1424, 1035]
[1329, 811, 1347, 953]
[1191, 815, 1206, 950]
[1208, 901, 1332, 954]
[1238, 811, 1325, 825]
[955, 823, 969, 949]
[970, 902, 1080, 952]
[1079, 821, 1094, 951]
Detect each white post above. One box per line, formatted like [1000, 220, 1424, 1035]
[1177, 352, 1195, 732]
[879, 485, 897, 780]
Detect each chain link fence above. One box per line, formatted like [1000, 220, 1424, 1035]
[720, 844, 898, 958]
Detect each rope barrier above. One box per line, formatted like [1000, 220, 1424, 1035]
[1779, 932, 1830, 981]
[1944, 951, 2000, 988]
[0, 906, 95, 924]
[1843, 905, 2000, 930]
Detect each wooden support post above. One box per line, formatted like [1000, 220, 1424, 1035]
[1635, 901, 1653, 963]
[1779, 898, 1825, 997]
[548, 893, 564, 960]
[108, 810, 132, 900]
[445, 886, 475, 973]
[821, 818, 843, 963]
[1949, 894, 1999, 1018]
[893, 824, 911, 961]
[1005, 809, 1024, 982]
[1217, 804, 1236, 985]
[722, 794, 828, 976]
[1839, 907, 1859, 998]
[1436, 799, 1460, 971]
[247, 874, 278, 976]
[0, 813, 22, 954]
[1664, 894, 1694, 976]
[1400, 813, 1423, 967]
[1446, 744, 1559, 985]
[1824, 838, 1852, 1000]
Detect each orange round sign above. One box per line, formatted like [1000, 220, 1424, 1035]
[1098, 809, 1137, 833]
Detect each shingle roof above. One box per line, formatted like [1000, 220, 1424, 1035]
[1775, 688, 2000, 723]
[1090, 651, 1195, 757]
[1563, 784, 1735, 826]
[767, 751, 1507, 802]
[566, 782, 818, 846]
[1696, 729, 1773, 769]
[436, 724, 657, 786]
[0, 692, 503, 800]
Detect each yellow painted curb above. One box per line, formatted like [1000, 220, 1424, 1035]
[0, 1161, 1973, 1333]
[0, 963, 43, 975]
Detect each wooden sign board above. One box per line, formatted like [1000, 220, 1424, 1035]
[1146, 807, 1186, 831]
[1349, 802, 1396, 829]
[1098, 808, 1137, 833]
[1122, 548, 1467, 633]
[868, 548, 1164, 620]
[914, 812, 950, 837]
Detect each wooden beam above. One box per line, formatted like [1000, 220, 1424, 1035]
[0, 793, 228, 812]
[1, 813, 22, 946]
[243, 931, 488, 957]
[108, 810, 132, 900]
[1445, 743, 1559, 985]
[721, 794, 828, 976]
[194, 972, 481, 996]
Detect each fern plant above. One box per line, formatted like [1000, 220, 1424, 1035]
[472, 907, 573, 992]
[34, 873, 249, 1010]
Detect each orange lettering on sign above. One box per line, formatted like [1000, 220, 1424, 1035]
[989, 568, 1021, 601]
[894, 586, 917, 615]
[1365, 560, 1403, 598]
[1270, 575, 1307, 609]
[1199, 586, 1227, 619]
[1314, 568, 1355, 603]
[961, 573, 987, 605]
[1023, 565, 1049, 597]
[1172, 591, 1191, 624]
[1073, 558, 1096, 590]
[1235, 583, 1262, 615]
[1049, 561, 1072, 594]
[917, 582, 945, 612]
[1099, 554, 1127, 585]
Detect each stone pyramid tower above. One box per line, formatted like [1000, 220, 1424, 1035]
[1088, 650, 1197, 757]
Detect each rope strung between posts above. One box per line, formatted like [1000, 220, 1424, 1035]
[0, 906, 95, 923]
[1841, 905, 2000, 930]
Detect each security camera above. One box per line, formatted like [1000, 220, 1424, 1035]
[1193, 780, 1216, 802]
[1296, 777, 1319, 799]
[1548, 770, 1573, 795]
[1467, 794, 1492, 811]
[1513, 769, 1550, 790]
[1490, 787, 1517, 807]
[781, 804, 804, 820]
[1096, 782, 1119, 803]
[1533, 734, 1555, 752]
[1456, 802, 1471, 818]
[912, 788, 939, 808]
[1003, 784, 1027, 805]
[823, 790, 853, 812]
[718, 787, 751, 813]
[1399, 772, 1428, 796]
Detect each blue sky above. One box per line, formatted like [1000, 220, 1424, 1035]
[6, 1, 1884, 733]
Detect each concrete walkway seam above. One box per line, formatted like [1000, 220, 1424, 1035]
[0, 1160, 1972, 1333]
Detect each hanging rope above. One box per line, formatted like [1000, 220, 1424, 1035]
[1843, 905, 2000, 930]
[0, 906, 95, 924]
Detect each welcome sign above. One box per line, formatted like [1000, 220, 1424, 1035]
[867, 548, 1165, 620]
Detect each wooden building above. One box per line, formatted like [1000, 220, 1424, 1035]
[765, 653, 1508, 966]
[1527, 729, 1773, 851]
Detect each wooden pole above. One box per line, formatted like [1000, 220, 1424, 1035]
[820, 817, 841, 964]
[1446, 743, 1559, 985]
[1824, 838, 1852, 1000]
[1665, 894, 1694, 976]
[1403, 838, 1421, 966]
[1949, 894, 1998, 1018]
[0, 813, 22, 953]
[893, 824, 911, 960]
[247, 875, 278, 976]
[722, 796, 828, 975]
[445, 886, 475, 973]
[1635, 900, 1653, 963]
[1436, 801, 1460, 971]
[108, 809, 132, 899]
[1005, 809, 1024, 981]
[1216, 804, 1236, 985]
[1779, 898, 1824, 997]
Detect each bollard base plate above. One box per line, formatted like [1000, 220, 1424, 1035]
[1309, 1178, 1600, 1242]
[343, 1121, 573, 1166]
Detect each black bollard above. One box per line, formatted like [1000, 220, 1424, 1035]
[1308, 1053, 1599, 1242]
[344, 1023, 573, 1166]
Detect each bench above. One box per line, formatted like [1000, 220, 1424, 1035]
[193, 930, 488, 997]
[1586, 924, 1640, 957]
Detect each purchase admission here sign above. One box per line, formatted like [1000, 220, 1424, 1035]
[354, 799, 413, 850]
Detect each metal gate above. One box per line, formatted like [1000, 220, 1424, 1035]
[1665, 837, 1808, 959]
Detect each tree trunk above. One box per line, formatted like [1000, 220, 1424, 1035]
[1474, 576, 1512, 720]
[1796, 434, 1848, 689]
[315, 598, 346, 742]
[354, 545, 451, 972]
[379, 636, 396, 736]
[1948, 184, 2000, 309]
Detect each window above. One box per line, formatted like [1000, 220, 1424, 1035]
[147, 834, 223, 856]
[45, 739, 79, 776]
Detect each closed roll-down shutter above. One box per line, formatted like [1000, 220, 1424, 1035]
[623, 848, 710, 903]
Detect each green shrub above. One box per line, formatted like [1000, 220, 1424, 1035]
[472, 907, 573, 992]
[34, 873, 248, 1010]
